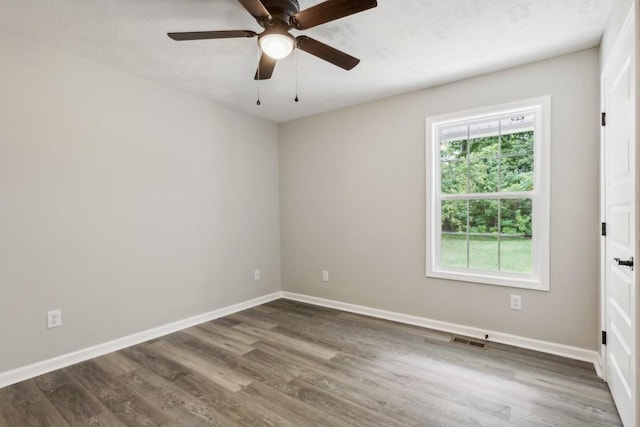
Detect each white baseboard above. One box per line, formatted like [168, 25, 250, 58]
[281, 292, 600, 371]
[594, 351, 604, 379]
[0, 292, 281, 389]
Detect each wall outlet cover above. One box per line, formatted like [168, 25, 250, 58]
[510, 295, 522, 310]
[47, 309, 62, 329]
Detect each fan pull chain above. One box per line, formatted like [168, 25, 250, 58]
[256, 79, 261, 106]
[256, 50, 261, 106]
[294, 48, 299, 103]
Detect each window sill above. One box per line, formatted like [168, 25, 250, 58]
[427, 268, 549, 291]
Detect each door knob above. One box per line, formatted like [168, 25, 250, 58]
[614, 256, 634, 270]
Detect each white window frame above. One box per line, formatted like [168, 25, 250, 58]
[425, 96, 551, 291]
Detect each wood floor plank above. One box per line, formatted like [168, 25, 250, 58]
[271, 377, 402, 427]
[0, 381, 70, 426]
[0, 299, 623, 426]
[226, 312, 278, 330]
[33, 370, 125, 426]
[91, 351, 241, 426]
[149, 340, 253, 392]
[237, 381, 353, 427]
[119, 344, 192, 383]
[93, 351, 141, 377]
[175, 372, 295, 426]
[66, 360, 172, 426]
[120, 366, 239, 427]
[196, 321, 260, 346]
[162, 331, 294, 386]
[233, 322, 340, 360]
[182, 325, 255, 355]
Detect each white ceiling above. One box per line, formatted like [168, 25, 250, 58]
[0, 0, 613, 123]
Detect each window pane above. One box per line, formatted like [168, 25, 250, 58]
[500, 154, 533, 192]
[441, 200, 468, 233]
[501, 131, 534, 156]
[469, 136, 499, 159]
[500, 199, 532, 236]
[469, 236, 498, 271]
[500, 236, 532, 273]
[468, 158, 499, 193]
[441, 200, 468, 268]
[441, 234, 467, 268]
[440, 139, 467, 161]
[441, 160, 467, 194]
[469, 200, 498, 233]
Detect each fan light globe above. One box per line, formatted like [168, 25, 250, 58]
[259, 33, 295, 59]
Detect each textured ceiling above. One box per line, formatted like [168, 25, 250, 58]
[0, 0, 613, 123]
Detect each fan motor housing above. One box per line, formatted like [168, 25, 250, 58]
[260, 0, 300, 26]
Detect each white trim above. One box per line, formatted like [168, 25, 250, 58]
[594, 352, 604, 379]
[281, 292, 600, 369]
[599, 62, 609, 382]
[0, 292, 281, 389]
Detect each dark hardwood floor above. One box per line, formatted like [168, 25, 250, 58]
[0, 299, 622, 426]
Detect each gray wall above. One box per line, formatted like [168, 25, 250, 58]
[0, 29, 281, 373]
[280, 48, 601, 350]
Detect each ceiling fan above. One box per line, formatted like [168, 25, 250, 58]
[168, 0, 377, 80]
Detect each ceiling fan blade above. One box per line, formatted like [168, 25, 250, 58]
[254, 54, 277, 80]
[296, 36, 360, 70]
[236, 0, 270, 19]
[293, 0, 377, 30]
[168, 30, 257, 41]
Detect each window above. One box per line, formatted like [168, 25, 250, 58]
[426, 97, 550, 290]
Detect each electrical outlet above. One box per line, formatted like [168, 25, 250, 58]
[254, 269, 260, 281]
[510, 295, 522, 310]
[47, 309, 62, 329]
[322, 270, 329, 282]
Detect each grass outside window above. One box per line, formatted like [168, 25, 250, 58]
[441, 233, 532, 274]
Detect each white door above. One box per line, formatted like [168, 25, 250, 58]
[602, 5, 637, 427]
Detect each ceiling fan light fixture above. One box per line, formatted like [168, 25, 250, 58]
[259, 32, 295, 59]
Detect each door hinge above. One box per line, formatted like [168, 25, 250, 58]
[601, 222, 607, 236]
[602, 330, 607, 345]
[601, 112, 606, 126]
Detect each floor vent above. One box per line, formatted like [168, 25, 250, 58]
[450, 337, 487, 349]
